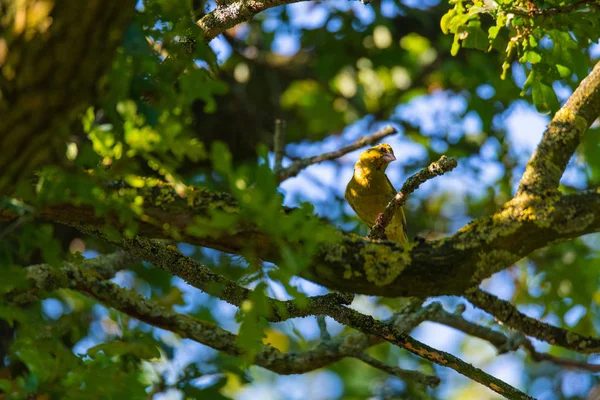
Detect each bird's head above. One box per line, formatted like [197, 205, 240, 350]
[356, 143, 396, 171]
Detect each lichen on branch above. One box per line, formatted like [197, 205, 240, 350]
[518, 61, 600, 196]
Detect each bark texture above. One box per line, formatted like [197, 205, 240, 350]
[0, 0, 136, 193]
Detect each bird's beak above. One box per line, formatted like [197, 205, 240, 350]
[383, 153, 396, 163]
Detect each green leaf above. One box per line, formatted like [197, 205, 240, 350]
[522, 70, 536, 94]
[556, 64, 572, 78]
[88, 341, 160, 360]
[488, 25, 500, 40]
[440, 9, 455, 34]
[461, 25, 488, 51]
[0, 305, 30, 326]
[520, 51, 542, 64]
[211, 141, 233, 178]
[451, 33, 461, 56]
[0, 265, 29, 294]
[187, 211, 240, 238]
[236, 283, 269, 361]
[0, 379, 11, 393]
[179, 68, 228, 112]
[532, 79, 560, 114]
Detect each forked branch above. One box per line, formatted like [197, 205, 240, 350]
[368, 155, 457, 240]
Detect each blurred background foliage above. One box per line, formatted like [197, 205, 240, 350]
[2, 0, 600, 399]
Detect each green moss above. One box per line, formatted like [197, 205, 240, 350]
[185, 186, 239, 214]
[554, 107, 588, 137]
[566, 331, 578, 345]
[453, 209, 520, 251]
[473, 250, 520, 284]
[320, 239, 365, 280]
[322, 243, 346, 263]
[343, 264, 353, 279]
[154, 186, 178, 210]
[552, 206, 595, 234]
[360, 242, 411, 286]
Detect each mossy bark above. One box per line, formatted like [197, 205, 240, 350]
[0, 0, 135, 193]
[3, 185, 600, 298]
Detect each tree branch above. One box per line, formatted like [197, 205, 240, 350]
[354, 353, 440, 388]
[273, 119, 286, 173]
[505, 0, 600, 17]
[465, 289, 600, 353]
[4, 187, 600, 298]
[518, 61, 600, 196]
[11, 257, 517, 393]
[427, 302, 600, 372]
[11, 257, 410, 378]
[197, 0, 313, 42]
[64, 224, 355, 323]
[317, 315, 331, 342]
[368, 155, 457, 240]
[0, 0, 136, 194]
[426, 302, 514, 351]
[16, 261, 366, 374]
[324, 304, 533, 400]
[21, 258, 531, 398]
[522, 340, 600, 373]
[7, 252, 139, 305]
[277, 125, 398, 182]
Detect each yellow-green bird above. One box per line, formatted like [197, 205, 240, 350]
[345, 143, 408, 244]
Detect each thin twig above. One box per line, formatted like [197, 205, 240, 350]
[368, 155, 457, 240]
[426, 302, 511, 351]
[506, 0, 598, 17]
[427, 302, 600, 373]
[523, 341, 600, 373]
[326, 304, 534, 400]
[354, 353, 440, 388]
[274, 119, 286, 173]
[465, 289, 600, 353]
[317, 315, 331, 342]
[277, 125, 398, 183]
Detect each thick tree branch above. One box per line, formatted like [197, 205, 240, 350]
[465, 289, 600, 353]
[0, 0, 136, 194]
[4, 187, 600, 298]
[518, 61, 600, 196]
[277, 125, 398, 182]
[368, 155, 457, 240]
